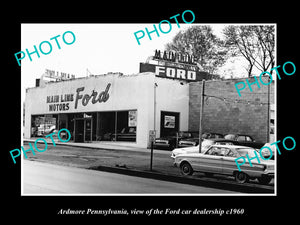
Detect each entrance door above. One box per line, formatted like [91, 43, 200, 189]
[74, 118, 92, 143]
[74, 119, 84, 142]
[160, 111, 180, 137]
[84, 118, 92, 142]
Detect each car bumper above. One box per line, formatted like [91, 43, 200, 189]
[153, 143, 171, 149]
[262, 172, 274, 178]
[171, 152, 177, 159]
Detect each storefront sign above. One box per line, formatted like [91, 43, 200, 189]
[47, 93, 74, 112]
[75, 83, 111, 109]
[46, 83, 111, 111]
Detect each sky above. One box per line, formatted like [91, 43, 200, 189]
[20, 23, 263, 102]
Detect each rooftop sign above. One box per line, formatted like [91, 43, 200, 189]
[140, 63, 212, 82]
[153, 49, 196, 65]
[44, 69, 75, 81]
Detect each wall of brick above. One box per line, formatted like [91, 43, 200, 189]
[189, 77, 275, 143]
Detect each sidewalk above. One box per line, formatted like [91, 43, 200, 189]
[23, 137, 171, 155]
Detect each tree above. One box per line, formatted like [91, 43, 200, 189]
[165, 25, 227, 75]
[223, 25, 275, 77]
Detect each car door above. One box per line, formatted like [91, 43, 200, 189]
[193, 146, 223, 173]
[222, 148, 240, 175]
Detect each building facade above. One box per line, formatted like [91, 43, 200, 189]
[189, 77, 275, 143]
[25, 69, 275, 148]
[24, 72, 190, 148]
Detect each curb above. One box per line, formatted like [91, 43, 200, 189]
[89, 165, 274, 194]
[23, 139, 171, 155]
[23, 139, 146, 152]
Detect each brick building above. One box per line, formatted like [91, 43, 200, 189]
[189, 77, 275, 143]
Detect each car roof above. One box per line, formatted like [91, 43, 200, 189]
[225, 134, 252, 137]
[204, 138, 236, 141]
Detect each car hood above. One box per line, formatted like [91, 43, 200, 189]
[172, 146, 200, 154]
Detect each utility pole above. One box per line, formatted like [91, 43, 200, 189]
[150, 82, 158, 171]
[198, 80, 205, 153]
[266, 76, 270, 142]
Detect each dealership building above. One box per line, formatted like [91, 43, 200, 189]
[24, 51, 275, 148]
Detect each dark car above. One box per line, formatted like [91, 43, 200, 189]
[202, 132, 224, 139]
[110, 127, 136, 142]
[153, 131, 198, 150]
[172, 138, 240, 158]
[224, 134, 265, 149]
[179, 132, 224, 147]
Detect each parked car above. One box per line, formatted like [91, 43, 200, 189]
[37, 124, 56, 136]
[178, 132, 224, 147]
[202, 132, 224, 139]
[172, 138, 239, 158]
[224, 134, 265, 149]
[261, 142, 276, 160]
[110, 127, 136, 142]
[174, 145, 274, 184]
[178, 137, 199, 148]
[153, 131, 198, 150]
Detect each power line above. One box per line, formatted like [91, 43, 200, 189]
[204, 94, 270, 106]
[201, 86, 272, 94]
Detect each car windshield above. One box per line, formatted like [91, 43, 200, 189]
[236, 148, 258, 157]
[224, 134, 236, 140]
[237, 136, 246, 141]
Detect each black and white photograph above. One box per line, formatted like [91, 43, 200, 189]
[4, 4, 298, 221]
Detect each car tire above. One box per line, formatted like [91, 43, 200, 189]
[180, 162, 193, 176]
[257, 176, 272, 185]
[234, 171, 249, 184]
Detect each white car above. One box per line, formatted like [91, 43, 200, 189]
[171, 146, 200, 159]
[37, 124, 56, 136]
[171, 138, 237, 159]
[174, 145, 274, 184]
[260, 143, 276, 159]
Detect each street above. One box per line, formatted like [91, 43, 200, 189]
[22, 142, 274, 185]
[22, 160, 238, 194]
